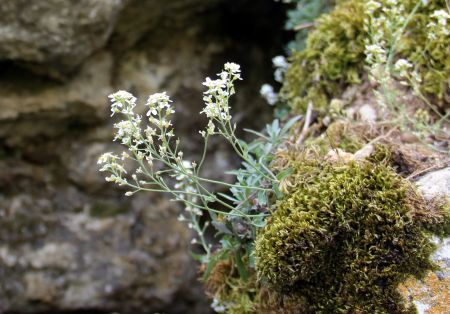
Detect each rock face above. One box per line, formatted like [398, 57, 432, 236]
[0, 0, 124, 77]
[0, 0, 284, 313]
[0, 196, 200, 313]
[416, 168, 450, 202]
[398, 167, 450, 314]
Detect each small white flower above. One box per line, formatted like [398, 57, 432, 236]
[274, 68, 285, 82]
[98, 152, 116, 164]
[224, 62, 241, 74]
[366, 0, 381, 13]
[146, 92, 171, 106]
[108, 90, 137, 116]
[121, 152, 129, 160]
[146, 107, 157, 116]
[181, 160, 193, 170]
[108, 91, 136, 107]
[145, 126, 157, 137]
[260, 84, 278, 105]
[207, 120, 215, 134]
[202, 77, 226, 91]
[365, 44, 386, 57]
[166, 130, 174, 137]
[211, 298, 226, 313]
[159, 145, 167, 156]
[272, 55, 288, 69]
[394, 59, 413, 78]
[431, 9, 450, 27]
[220, 112, 230, 120]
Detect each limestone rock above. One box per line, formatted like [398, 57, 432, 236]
[0, 195, 206, 314]
[358, 104, 377, 123]
[416, 167, 450, 201]
[0, 0, 283, 312]
[0, 0, 124, 77]
[398, 167, 450, 314]
[0, 52, 113, 146]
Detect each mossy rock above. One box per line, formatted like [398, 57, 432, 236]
[305, 120, 365, 154]
[282, 0, 450, 113]
[255, 158, 449, 313]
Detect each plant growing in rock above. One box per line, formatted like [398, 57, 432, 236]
[364, 0, 450, 150]
[281, 0, 450, 115]
[98, 63, 299, 312]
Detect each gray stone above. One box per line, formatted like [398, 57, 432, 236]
[0, 0, 282, 312]
[399, 168, 450, 313]
[0, 194, 204, 314]
[358, 104, 377, 123]
[0, 0, 124, 77]
[416, 167, 450, 201]
[0, 52, 113, 147]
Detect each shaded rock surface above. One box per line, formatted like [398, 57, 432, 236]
[0, 0, 124, 78]
[0, 0, 285, 313]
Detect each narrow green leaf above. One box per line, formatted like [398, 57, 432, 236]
[218, 192, 239, 203]
[235, 249, 248, 281]
[281, 115, 302, 134]
[243, 128, 270, 140]
[277, 167, 293, 181]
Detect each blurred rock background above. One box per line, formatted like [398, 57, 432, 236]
[0, 1, 285, 313]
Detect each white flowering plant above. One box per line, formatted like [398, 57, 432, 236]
[364, 0, 449, 150]
[98, 63, 299, 280]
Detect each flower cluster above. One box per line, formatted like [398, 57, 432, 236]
[427, 9, 450, 40]
[363, 0, 407, 84]
[260, 84, 278, 105]
[99, 86, 210, 251]
[108, 90, 137, 117]
[201, 62, 241, 124]
[98, 63, 275, 262]
[259, 55, 289, 106]
[272, 55, 288, 83]
[361, 1, 449, 145]
[394, 58, 412, 77]
[98, 152, 128, 186]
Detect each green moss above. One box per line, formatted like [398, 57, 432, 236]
[282, 0, 450, 113]
[282, 0, 366, 113]
[305, 120, 365, 154]
[205, 259, 260, 314]
[205, 259, 309, 313]
[255, 158, 448, 313]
